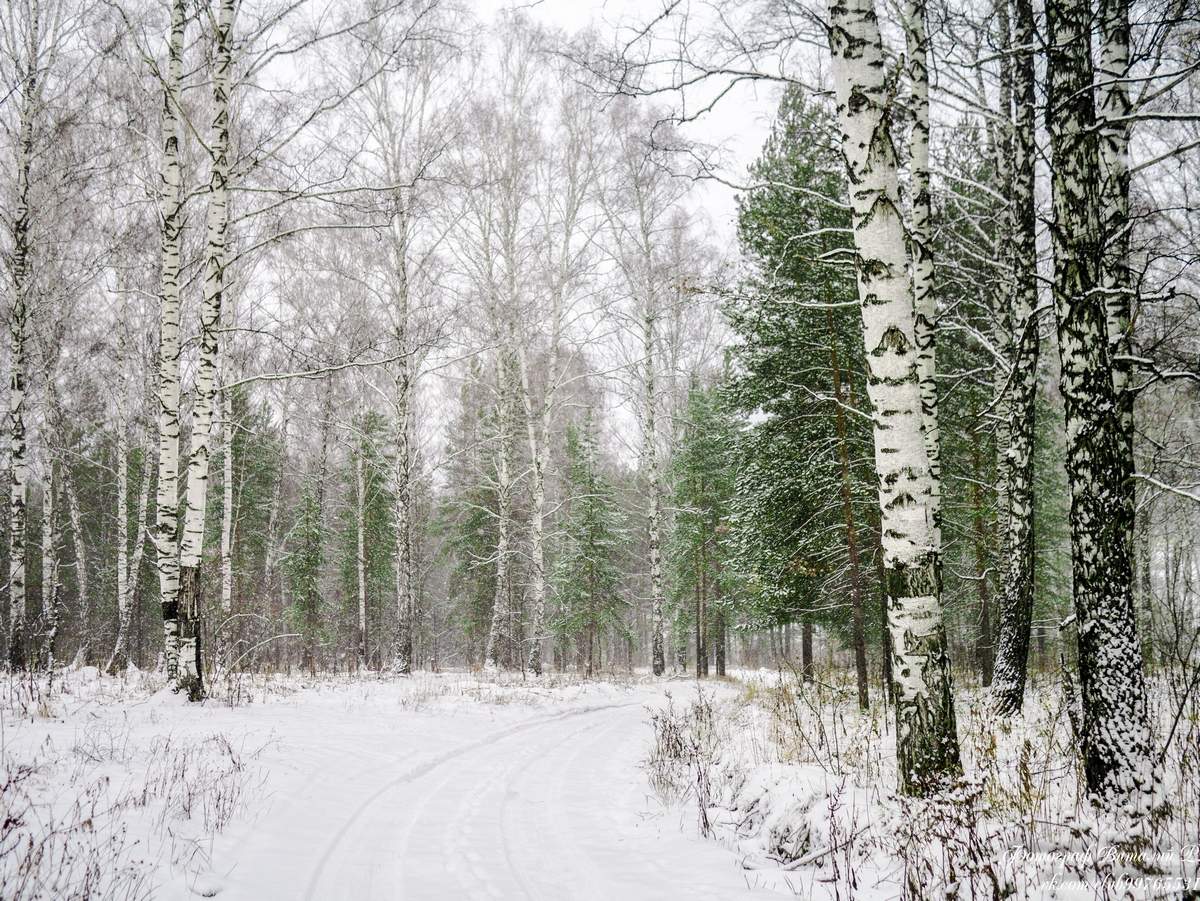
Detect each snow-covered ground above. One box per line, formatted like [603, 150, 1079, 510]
[0, 668, 794, 900]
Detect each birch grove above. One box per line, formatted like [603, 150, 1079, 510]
[2, 0, 1199, 863]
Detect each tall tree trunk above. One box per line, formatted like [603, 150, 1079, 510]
[390, 216, 414, 675]
[714, 608, 726, 676]
[1045, 0, 1155, 813]
[989, 0, 1015, 575]
[356, 450, 368, 669]
[829, 311, 870, 710]
[1097, 0, 1133, 482]
[64, 477, 91, 664]
[220, 389, 235, 615]
[40, 466, 59, 671]
[829, 0, 961, 794]
[174, 0, 233, 700]
[156, 0, 187, 685]
[110, 446, 150, 674]
[644, 307, 666, 676]
[483, 350, 514, 672]
[113, 428, 129, 670]
[991, 0, 1042, 717]
[971, 443, 996, 686]
[904, 0, 941, 550]
[801, 619, 814, 682]
[6, 6, 37, 671]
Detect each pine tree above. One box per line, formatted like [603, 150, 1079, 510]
[728, 85, 877, 707]
[551, 415, 625, 677]
[669, 386, 736, 678]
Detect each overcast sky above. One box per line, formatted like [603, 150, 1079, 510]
[473, 0, 779, 241]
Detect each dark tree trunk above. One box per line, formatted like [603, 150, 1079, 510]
[828, 311, 870, 709]
[971, 443, 995, 687]
[801, 619, 814, 683]
[1045, 0, 1155, 811]
[991, 0, 1040, 716]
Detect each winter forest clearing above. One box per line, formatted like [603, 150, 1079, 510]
[1, 0, 1199, 896]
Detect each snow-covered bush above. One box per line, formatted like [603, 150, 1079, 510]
[645, 672, 1200, 899]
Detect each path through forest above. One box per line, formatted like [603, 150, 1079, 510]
[173, 681, 789, 900]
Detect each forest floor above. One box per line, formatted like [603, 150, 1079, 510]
[0, 667, 795, 900]
[5, 665, 1198, 900]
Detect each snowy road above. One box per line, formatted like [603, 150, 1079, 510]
[208, 689, 788, 901]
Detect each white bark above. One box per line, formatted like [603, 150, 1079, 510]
[903, 0, 941, 548]
[40, 464, 58, 670]
[483, 348, 514, 673]
[155, 0, 186, 680]
[829, 0, 960, 794]
[390, 216, 414, 675]
[110, 425, 129, 672]
[643, 306, 666, 677]
[1045, 0, 1156, 814]
[64, 475, 90, 663]
[6, 0, 38, 671]
[174, 0, 233, 698]
[220, 389, 234, 614]
[603, 106, 676, 677]
[356, 449, 368, 668]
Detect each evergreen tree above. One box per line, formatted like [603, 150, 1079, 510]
[726, 85, 878, 704]
[551, 414, 625, 676]
[668, 385, 737, 676]
[287, 486, 325, 672]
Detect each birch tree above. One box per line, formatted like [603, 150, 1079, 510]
[39, 461, 58, 669]
[903, 0, 941, 550]
[173, 0, 232, 699]
[828, 0, 961, 794]
[1045, 0, 1156, 813]
[604, 104, 689, 678]
[3, 0, 43, 670]
[991, 0, 1041, 715]
[450, 17, 542, 672]
[153, 0, 188, 690]
[521, 73, 601, 676]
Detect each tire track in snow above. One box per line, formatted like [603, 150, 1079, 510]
[493, 710, 620, 899]
[302, 700, 638, 901]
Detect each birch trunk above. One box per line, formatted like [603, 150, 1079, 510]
[903, 0, 941, 549]
[40, 466, 58, 670]
[110, 445, 150, 674]
[1045, 0, 1156, 813]
[6, 4, 37, 671]
[829, 0, 961, 794]
[220, 389, 234, 614]
[155, 0, 186, 683]
[483, 349, 514, 672]
[175, 0, 233, 699]
[989, 0, 1015, 573]
[829, 312, 870, 709]
[111, 428, 129, 672]
[991, 0, 1041, 715]
[1097, 0, 1135, 556]
[520, 344, 552, 675]
[391, 233, 414, 675]
[356, 451, 368, 668]
[643, 307, 666, 676]
[54, 479, 89, 668]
